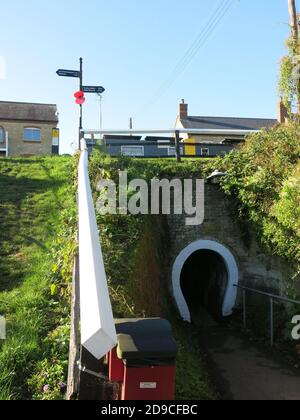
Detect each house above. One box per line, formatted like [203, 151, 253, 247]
[100, 131, 247, 159]
[0, 101, 59, 157]
[174, 100, 279, 157]
[95, 100, 285, 159]
[102, 135, 180, 158]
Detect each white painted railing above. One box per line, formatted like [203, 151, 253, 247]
[78, 139, 117, 360]
[82, 128, 258, 136]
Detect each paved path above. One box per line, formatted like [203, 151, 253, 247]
[196, 310, 300, 400]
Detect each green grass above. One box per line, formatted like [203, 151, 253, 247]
[0, 156, 75, 400]
[172, 318, 217, 400]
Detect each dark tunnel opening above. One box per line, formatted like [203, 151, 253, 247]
[180, 249, 229, 324]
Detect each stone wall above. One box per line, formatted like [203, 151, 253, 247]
[0, 120, 55, 156]
[167, 182, 291, 305]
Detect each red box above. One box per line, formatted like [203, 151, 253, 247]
[121, 365, 176, 401]
[109, 348, 124, 383]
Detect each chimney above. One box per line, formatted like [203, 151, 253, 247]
[179, 99, 188, 120]
[277, 99, 289, 124]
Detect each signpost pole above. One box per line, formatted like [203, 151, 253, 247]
[56, 60, 106, 151]
[79, 57, 83, 150]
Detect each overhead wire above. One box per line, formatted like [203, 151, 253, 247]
[136, 0, 237, 117]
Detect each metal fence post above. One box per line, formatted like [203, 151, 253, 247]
[243, 289, 247, 329]
[175, 130, 181, 163]
[234, 284, 300, 348]
[270, 297, 274, 347]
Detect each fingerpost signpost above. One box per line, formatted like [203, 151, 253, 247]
[57, 58, 106, 150]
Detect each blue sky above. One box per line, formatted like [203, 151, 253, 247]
[0, 0, 296, 153]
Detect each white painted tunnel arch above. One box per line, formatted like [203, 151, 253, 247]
[172, 240, 239, 323]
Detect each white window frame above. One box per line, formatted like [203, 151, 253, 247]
[121, 145, 144, 157]
[201, 148, 210, 157]
[23, 127, 41, 142]
[0, 127, 4, 144]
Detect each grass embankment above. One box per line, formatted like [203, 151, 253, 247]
[0, 156, 76, 400]
[89, 151, 217, 400]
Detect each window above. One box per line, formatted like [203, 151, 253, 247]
[201, 148, 210, 157]
[168, 147, 176, 156]
[24, 128, 41, 142]
[0, 127, 4, 144]
[121, 146, 144, 157]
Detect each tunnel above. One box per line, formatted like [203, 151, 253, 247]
[180, 250, 228, 323]
[172, 240, 239, 324]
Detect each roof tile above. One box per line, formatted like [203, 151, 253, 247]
[181, 116, 277, 131]
[0, 101, 58, 123]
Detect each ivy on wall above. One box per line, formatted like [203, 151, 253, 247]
[215, 123, 300, 288]
[279, 37, 299, 112]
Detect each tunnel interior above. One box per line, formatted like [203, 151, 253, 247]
[180, 249, 229, 324]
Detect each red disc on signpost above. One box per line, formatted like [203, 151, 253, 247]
[74, 91, 85, 105]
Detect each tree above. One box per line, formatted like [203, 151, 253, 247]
[288, 0, 298, 44]
[279, 1, 300, 114]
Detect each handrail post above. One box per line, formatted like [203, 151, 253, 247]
[235, 284, 300, 348]
[270, 297, 274, 347]
[243, 289, 247, 329]
[175, 130, 181, 163]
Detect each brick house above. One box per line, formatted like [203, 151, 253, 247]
[0, 101, 59, 157]
[175, 100, 280, 157]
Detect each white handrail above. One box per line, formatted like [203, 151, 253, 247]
[82, 128, 258, 136]
[78, 139, 117, 359]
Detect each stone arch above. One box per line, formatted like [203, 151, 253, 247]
[172, 240, 239, 323]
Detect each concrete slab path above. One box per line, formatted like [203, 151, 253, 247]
[198, 321, 300, 400]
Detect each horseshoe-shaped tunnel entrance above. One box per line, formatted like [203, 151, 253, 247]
[172, 240, 239, 324]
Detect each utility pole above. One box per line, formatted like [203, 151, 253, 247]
[287, 1, 300, 114]
[288, 0, 298, 43]
[97, 93, 103, 141]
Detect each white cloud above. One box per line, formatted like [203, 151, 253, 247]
[0, 57, 6, 80]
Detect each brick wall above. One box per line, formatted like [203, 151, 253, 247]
[0, 120, 55, 156]
[167, 183, 291, 297]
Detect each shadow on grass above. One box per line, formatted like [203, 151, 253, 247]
[0, 260, 24, 293]
[0, 172, 65, 292]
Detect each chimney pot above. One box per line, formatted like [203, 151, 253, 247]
[179, 100, 188, 119]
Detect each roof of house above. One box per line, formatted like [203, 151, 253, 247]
[0, 101, 58, 123]
[180, 116, 277, 131]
